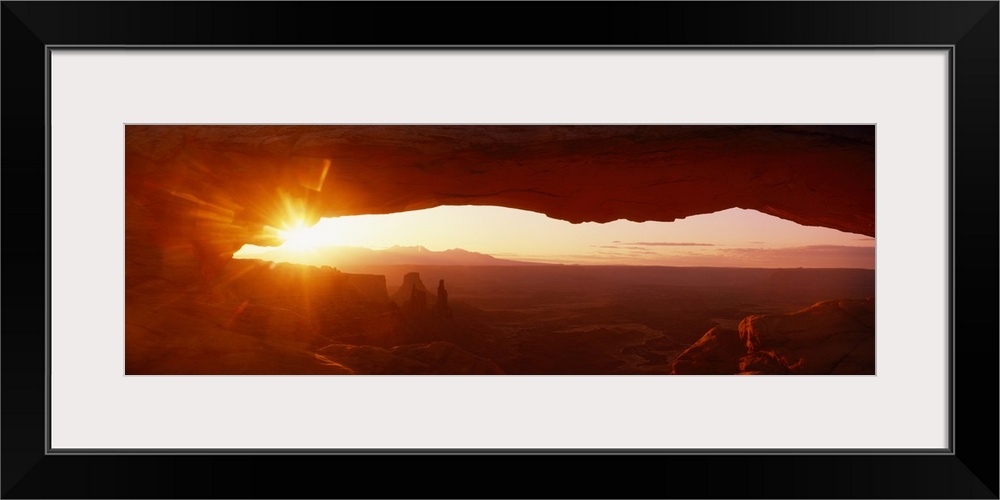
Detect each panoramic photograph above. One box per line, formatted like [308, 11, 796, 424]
[125, 125, 875, 375]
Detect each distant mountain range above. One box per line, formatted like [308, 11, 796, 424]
[237, 245, 542, 268]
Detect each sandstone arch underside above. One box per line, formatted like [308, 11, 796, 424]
[124, 125, 875, 284]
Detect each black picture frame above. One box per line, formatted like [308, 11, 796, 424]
[3, 2, 997, 498]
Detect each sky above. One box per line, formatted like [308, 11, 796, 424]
[233, 205, 875, 269]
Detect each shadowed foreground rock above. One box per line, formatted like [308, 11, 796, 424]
[672, 298, 875, 375]
[315, 341, 504, 375]
[123, 125, 875, 375]
[125, 258, 510, 374]
[670, 327, 747, 375]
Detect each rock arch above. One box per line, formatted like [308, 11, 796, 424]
[125, 125, 874, 284]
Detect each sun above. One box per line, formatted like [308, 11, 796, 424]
[278, 220, 319, 251]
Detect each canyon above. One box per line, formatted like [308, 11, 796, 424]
[124, 125, 875, 375]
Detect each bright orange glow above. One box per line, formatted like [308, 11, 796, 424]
[237, 206, 875, 269]
[273, 220, 322, 251]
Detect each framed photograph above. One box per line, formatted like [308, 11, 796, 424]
[121, 123, 878, 378]
[4, 2, 996, 498]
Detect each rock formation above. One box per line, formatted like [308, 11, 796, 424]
[407, 285, 427, 316]
[125, 125, 874, 288]
[390, 274, 453, 318]
[222, 260, 389, 306]
[125, 259, 405, 373]
[392, 272, 431, 307]
[123, 125, 876, 375]
[671, 298, 876, 375]
[670, 327, 746, 375]
[435, 279, 451, 319]
[738, 298, 876, 375]
[315, 341, 504, 375]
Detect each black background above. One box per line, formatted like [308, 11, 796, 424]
[2, 2, 997, 498]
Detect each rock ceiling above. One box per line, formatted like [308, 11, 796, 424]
[125, 125, 875, 282]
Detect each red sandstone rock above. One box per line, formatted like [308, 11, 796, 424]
[671, 327, 745, 375]
[123, 125, 876, 375]
[315, 341, 505, 375]
[671, 298, 875, 375]
[125, 125, 874, 286]
[392, 272, 432, 306]
[738, 298, 875, 375]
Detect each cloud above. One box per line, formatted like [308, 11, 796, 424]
[622, 241, 716, 247]
[714, 245, 875, 268]
[494, 244, 874, 268]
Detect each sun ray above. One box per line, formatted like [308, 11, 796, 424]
[278, 221, 316, 251]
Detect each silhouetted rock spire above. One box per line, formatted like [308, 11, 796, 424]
[436, 279, 451, 318]
[393, 272, 452, 319]
[407, 284, 427, 315]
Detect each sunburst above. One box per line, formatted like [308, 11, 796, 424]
[278, 220, 319, 251]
